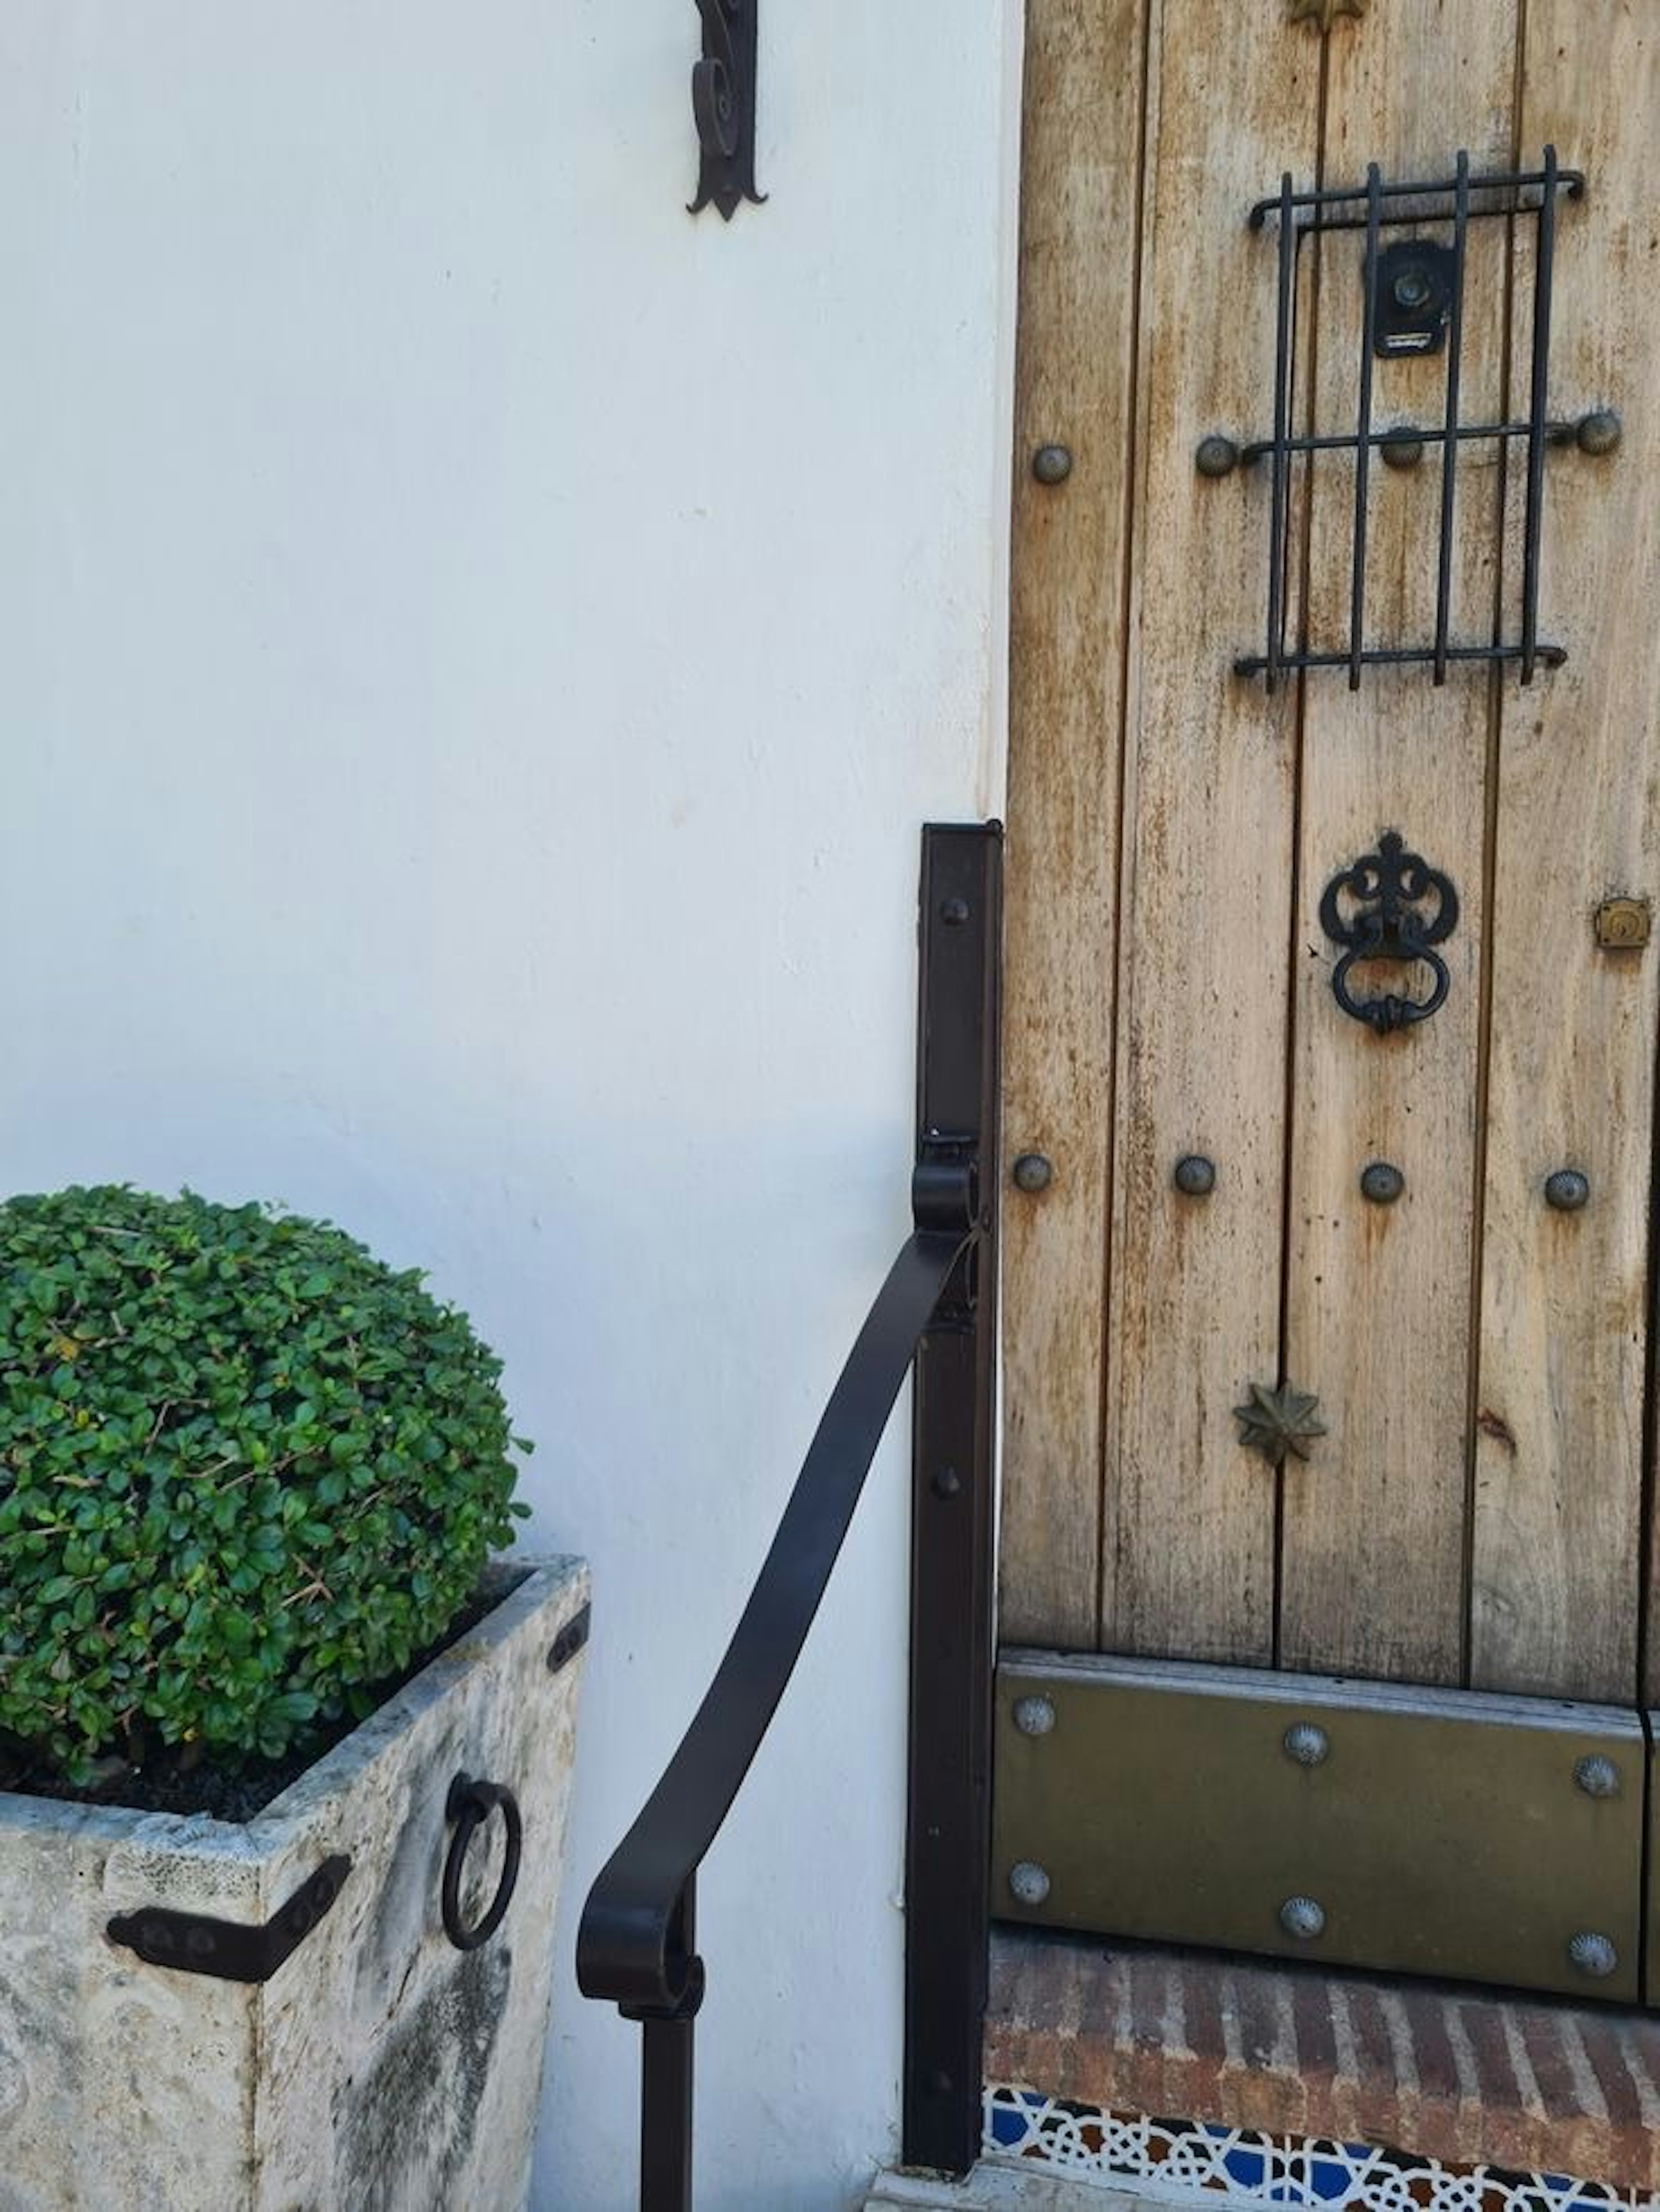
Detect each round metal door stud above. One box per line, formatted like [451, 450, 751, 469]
[1545, 1169, 1590, 1212]
[1360, 1160, 1405, 1206]
[1173, 1154, 1217, 1197]
[1577, 409, 1622, 457]
[1568, 1931, 1619, 1980]
[1033, 444, 1074, 485]
[1280, 1896, 1326, 1941]
[1283, 1722, 1331, 1768]
[1009, 1860, 1052, 1907]
[1194, 435, 1239, 479]
[1380, 431, 1426, 471]
[1013, 1695, 1057, 1739]
[1012, 1152, 1054, 1194]
[1574, 1754, 1621, 1800]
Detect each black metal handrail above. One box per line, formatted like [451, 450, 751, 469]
[576, 821, 1002, 2211]
[576, 1215, 977, 2207]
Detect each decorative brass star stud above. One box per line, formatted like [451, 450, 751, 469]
[1234, 1381, 1327, 1467]
[1289, 0, 1367, 30]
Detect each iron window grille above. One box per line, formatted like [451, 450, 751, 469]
[1228, 148, 1586, 692]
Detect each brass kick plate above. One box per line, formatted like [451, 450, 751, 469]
[995, 1654, 1644, 2004]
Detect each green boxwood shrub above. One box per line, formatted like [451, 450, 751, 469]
[0, 1186, 529, 1782]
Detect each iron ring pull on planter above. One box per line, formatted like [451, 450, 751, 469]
[441, 1772, 522, 1951]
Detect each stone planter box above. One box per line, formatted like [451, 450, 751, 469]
[0, 1554, 588, 2212]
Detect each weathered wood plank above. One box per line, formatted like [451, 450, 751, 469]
[1471, 2, 1660, 1702]
[998, 0, 1149, 1647]
[1279, 6, 1519, 1682]
[1098, 5, 1321, 1663]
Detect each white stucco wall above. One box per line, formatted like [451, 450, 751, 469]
[0, 6, 1021, 2207]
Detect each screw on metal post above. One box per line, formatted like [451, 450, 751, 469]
[1013, 1695, 1057, 1738]
[1574, 1754, 1620, 1799]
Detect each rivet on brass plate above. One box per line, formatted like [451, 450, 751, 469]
[1283, 1723, 1331, 1767]
[1288, 0, 1366, 29]
[1234, 1381, 1326, 1468]
[1594, 897, 1650, 951]
[1009, 1860, 1051, 1907]
[1568, 1930, 1618, 1979]
[1013, 1695, 1056, 1739]
[1280, 1895, 1327, 1940]
[1575, 1754, 1621, 1800]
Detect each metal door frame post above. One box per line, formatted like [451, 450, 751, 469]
[903, 821, 1002, 2173]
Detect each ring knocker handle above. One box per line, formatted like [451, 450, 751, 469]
[441, 1772, 523, 1951]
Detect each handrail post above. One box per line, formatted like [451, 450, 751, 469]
[635, 1876, 698, 2212]
[640, 2013, 694, 2211]
[904, 822, 1002, 2174]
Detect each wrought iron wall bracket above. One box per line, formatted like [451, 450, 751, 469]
[690, 0, 764, 220]
[107, 1855, 351, 1984]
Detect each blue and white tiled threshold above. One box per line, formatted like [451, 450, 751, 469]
[863, 2089, 1660, 2212]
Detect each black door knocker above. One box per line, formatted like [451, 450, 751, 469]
[1318, 831, 1459, 1035]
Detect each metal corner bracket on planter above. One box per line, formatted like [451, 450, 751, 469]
[108, 1855, 353, 1983]
[689, 0, 764, 219]
[576, 824, 1001, 2209]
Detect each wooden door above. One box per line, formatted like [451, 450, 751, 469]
[1001, 0, 1660, 1708]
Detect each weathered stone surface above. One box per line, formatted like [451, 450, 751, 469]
[0, 1556, 588, 2212]
[868, 2171, 1152, 2210]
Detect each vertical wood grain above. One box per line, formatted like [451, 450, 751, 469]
[1471, 2, 1660, 1702]
[1097, 5, 1320, 1663]
[999, 0, 1149, 1646]
[1278, 6, 1520, 1683]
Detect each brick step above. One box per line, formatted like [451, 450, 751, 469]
[985, 1927, 1660, 2192]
